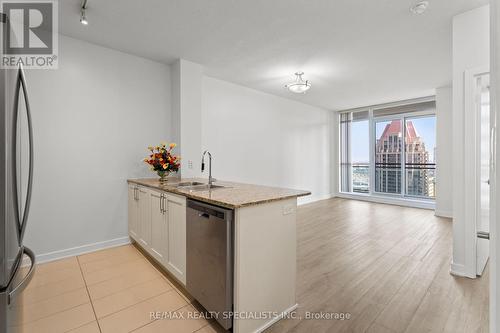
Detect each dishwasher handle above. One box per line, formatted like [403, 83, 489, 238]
[199, 212, 210, 219]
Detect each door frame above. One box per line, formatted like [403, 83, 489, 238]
[491, 2, 499, 332]
[464, 66, 490, 278]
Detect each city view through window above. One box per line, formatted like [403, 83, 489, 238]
[348, 114, 436, 199]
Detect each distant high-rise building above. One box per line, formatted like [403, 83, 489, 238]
[375, 120, 431, 196]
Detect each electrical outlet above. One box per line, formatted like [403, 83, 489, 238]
[188, 160, 193, 169]
[283, 204, 295, 215]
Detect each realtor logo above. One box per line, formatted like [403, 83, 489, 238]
[1, 0, 58, 69]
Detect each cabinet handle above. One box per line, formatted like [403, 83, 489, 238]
[160, 194, 164, 213]
[162, 195, 166, 214]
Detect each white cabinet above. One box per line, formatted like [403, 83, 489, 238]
[128, 184, 186, 285]
[128, 185, 151, 249]
[128, 185, 139, 241]
[149, 190, 168, 264]
[166, 194, 186, 285]
[138, 187, 151, 249]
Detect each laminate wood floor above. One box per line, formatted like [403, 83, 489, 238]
[266, 198, 489, 333]
[13, 198, 488, 333]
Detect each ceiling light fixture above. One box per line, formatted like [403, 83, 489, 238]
[285, 72, 311, 94]
[80, 0, 88, 25]
[410, 1, 429, 15]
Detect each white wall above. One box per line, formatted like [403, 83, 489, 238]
[435, 86, 453, 218]
[23, 35, 172, 260]
[201, 76, 333, 204]
[451, 5, 490, 277]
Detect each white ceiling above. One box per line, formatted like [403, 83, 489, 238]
[59, 0, 488, 111]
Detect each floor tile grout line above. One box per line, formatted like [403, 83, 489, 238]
[192, 322, 213, 333]
[127, 303, 201, 333]
[62, 318, 98, 333]
[135, 249, 193, 304]
[80, 254, 148, 271]
[83, 264, 158, 287]
[24, 272, 85, 291]
[96, 289, 174, 321]
[78, 246, 145, 265]
[81, 256, 148, 275]
[80, 258, 148, 282]
[11, 301, 94, 330]
[77, 255, 104, 333]
[89, 275, 169, 302]
[18, 284, 88, 308]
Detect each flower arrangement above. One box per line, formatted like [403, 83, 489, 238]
[144, 142, 180, 182]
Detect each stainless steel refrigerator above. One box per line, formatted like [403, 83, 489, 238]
[0, 12, 36, 333]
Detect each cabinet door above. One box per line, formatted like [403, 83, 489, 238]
[166, 194, 186, 285]
[128, 185, 139, 240]
[150, 190, 167, 263]
[138, 187, 151, 249]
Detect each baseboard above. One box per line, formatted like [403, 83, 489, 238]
[23, 236, 131, 266]
[336, 192, 435, 210]
[252, 303, 298, 333]
[298, 193, 335, 206]
[450, 261, 476, 279]
[435, 209, 453, 218]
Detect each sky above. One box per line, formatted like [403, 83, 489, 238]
[351, 116, 436, 163]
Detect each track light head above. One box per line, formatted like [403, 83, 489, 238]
[80, 0, 88, 25]
[80, 9, 88, 25]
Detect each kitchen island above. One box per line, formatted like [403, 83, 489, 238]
[127, 178, 310, 333]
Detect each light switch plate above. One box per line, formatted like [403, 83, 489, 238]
[188, 160, 193, 169]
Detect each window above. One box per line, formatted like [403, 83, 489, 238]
[375, 119, 402, 194]
[340, 111, 369, 193]
[339, 100, 436, 200]
[404, 116, 436, 198]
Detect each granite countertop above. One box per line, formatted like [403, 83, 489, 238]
[127, 178, 311, 209]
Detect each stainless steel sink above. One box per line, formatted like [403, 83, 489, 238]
[180, 184, 227, 191]
[193, 184, 226, 191]
[175, 181, 206, 187]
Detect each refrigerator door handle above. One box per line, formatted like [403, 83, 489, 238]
[12, 64, 34, 245]
[8, 246, 36, 305]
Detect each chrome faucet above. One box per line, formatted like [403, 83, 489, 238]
[201, 150, 215, 186]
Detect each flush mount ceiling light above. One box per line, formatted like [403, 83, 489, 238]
[410, 1, 429, 15]
[285, 72, 311, 94]
[80, 0, 88, 25]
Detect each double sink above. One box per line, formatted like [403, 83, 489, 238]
[173, 181, 226, 191]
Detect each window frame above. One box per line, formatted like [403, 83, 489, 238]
[339, 97, 436, 203]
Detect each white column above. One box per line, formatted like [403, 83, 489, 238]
[451, 5, 490, 278]
[435, 86, 453, 218]
[171, 59, 203, 178]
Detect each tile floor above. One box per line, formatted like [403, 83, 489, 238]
[11, 244, 223, 333]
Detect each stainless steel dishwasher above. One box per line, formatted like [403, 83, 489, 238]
[186, 199, 233, 330]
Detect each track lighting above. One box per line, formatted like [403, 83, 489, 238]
[80, 0, 88, 25]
